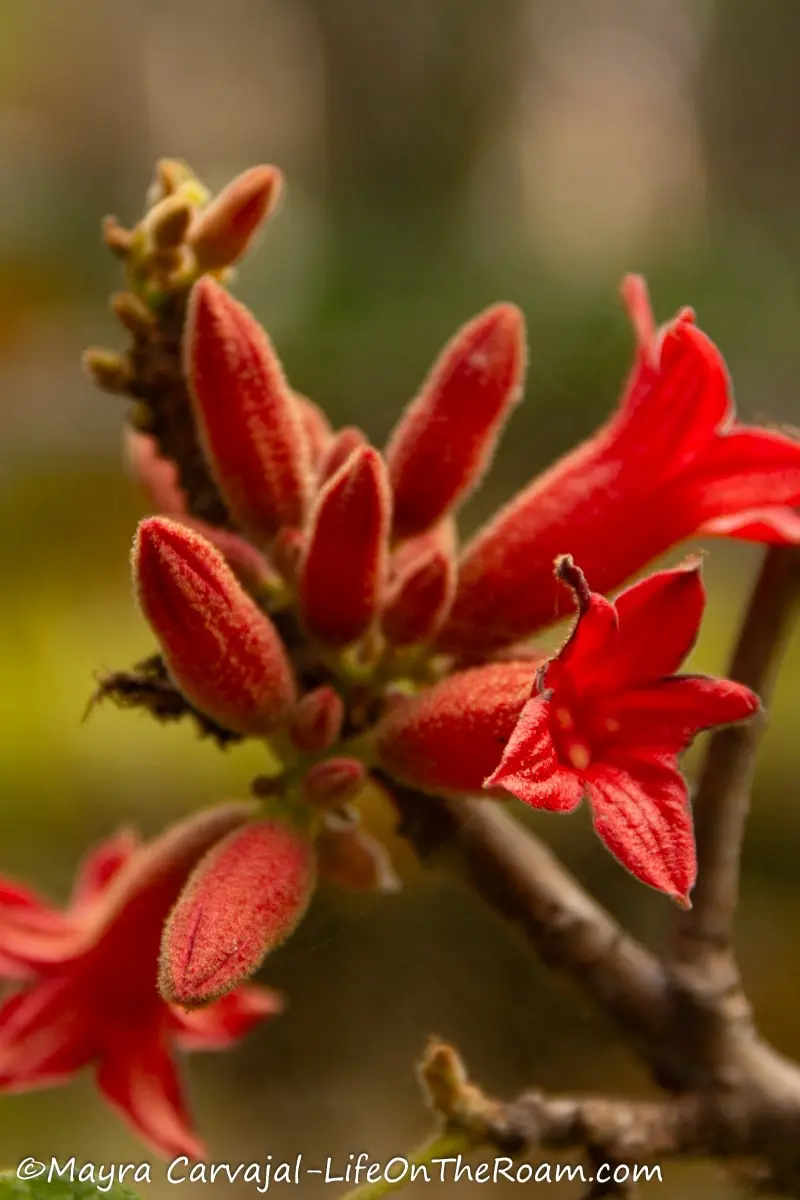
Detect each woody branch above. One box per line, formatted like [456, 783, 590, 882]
[383, 544, 800, 1195]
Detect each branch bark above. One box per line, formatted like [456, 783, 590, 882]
[381, 777, 669, 1046]
[671, 545, 800, 970]
[385, 545, 800, 1193]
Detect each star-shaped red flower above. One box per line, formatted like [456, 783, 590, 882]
[0, 807, 281, 1159]
[484, 557, 759, 905]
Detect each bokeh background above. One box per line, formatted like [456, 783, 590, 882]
[1, 1, 799, 1195]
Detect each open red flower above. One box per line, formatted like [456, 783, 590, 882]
[484, 557, 759, 905]
[0, 806, 282, 1159]
[437, 276, 800, 654]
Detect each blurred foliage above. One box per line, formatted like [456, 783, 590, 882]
[1, 1, 800, 1195]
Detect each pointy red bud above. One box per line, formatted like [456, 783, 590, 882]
[295, 394, 334, 470]
[186, 277, 312, 540]
[316, 812, 401, 893]
[375, 661, 536, 795]
[299, 446, 391, 645]
[125, 430, 277, 596]
[382, 547, 456, 645]
[386, 304, 526, 538]
[133, 517, 295, 735]
[125, 429, 188, 516]
[390, 517, 457, 579]
[188, 523, 279, 598]
[302, 758, 367, 807]
[189, 165, 283, 270]
[159, 819, 316, 1007]
[289, 687, 344, 753]
[320, 427, 368, 483]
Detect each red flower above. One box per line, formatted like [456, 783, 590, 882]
[484, 557, 759, 905]
[0, 806, 281, 1159]
[437, 276, 800, 654]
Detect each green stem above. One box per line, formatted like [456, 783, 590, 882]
[337, 1130, 474, 1200]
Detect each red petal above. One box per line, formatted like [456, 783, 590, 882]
[700, 507, 800, 544]
[595, 675, 759, 756]
[0, 979, 95, 1088]
[92, 802, 256, 956]
[484, 696, 584, 811]
[70, 829, 140, 913]
[134, 517, 296, 735]
[159, 820, 315, 1007]
[97, 1021, 206, 1160]
[299, 446, 391, 645]
[186, 277, 312, 540]
[681, 427, 800, 521]
[614, 319, 731, 463]
[0, 881, 80, 972]
[387, 304, 526, 538]
[618, 274, 657, 357]
[584, 761, 696, 905]
[599, 559, 705, 692]
[170, 986, 283, 1051]
[376, 662, 535, 795]
[549, 588, 618, 693]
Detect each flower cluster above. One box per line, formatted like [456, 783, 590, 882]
[3, 159, 799, 1156]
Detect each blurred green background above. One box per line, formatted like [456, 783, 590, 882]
[1, 0, 799, 1195]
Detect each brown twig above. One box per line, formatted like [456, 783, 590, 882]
[671, 545, 800, 970]
[381, 778, 669, 1047]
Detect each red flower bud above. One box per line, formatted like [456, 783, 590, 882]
[126, 431, 277, 597]
[299, 446, 391, 645]
[289, 687, 345, 754]
[186, 278, 312, 540]
[133, 517, 295, 735]
[375, 661, 536, 795]
[386, 304, 526, 539]
[382, 547, 456, 645]
[295, 394, 334, 471]
[320, 427, 367, 483]
[389, 517, 457, 579]
[316, 813, 401, 893]
[302, 758, 367, 807]
[189, 165, 283, 270]
[160, 819, 316, 1007]
[125, 429, 187, 516]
